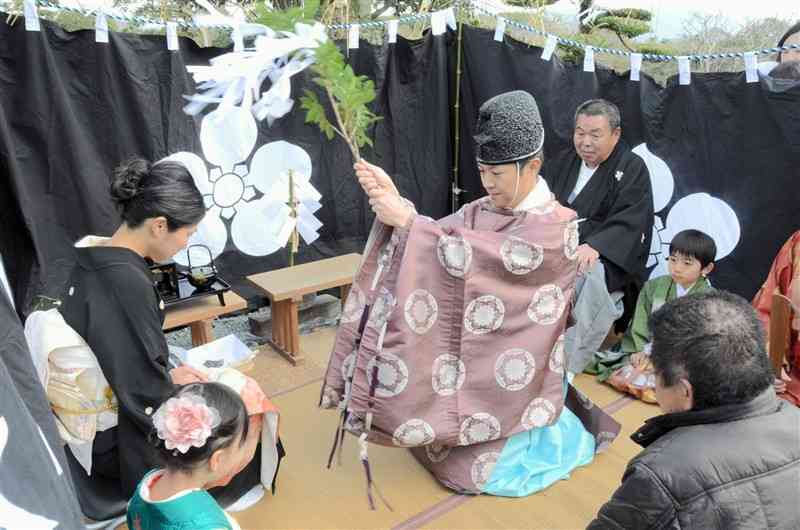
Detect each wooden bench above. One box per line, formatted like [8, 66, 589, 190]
[163, 291, 247, 346]
[247, 253, 362, 365]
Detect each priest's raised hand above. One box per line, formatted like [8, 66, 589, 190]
[355, 159, 399, 197]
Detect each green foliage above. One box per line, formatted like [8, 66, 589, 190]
[300, 40, 380, 160]
[254, 0, 319, 32]
[593, 16, 649, 39]
[633, 43, 676, 57]
[501, 0, 558, 8]
[606, 8, 652, 22]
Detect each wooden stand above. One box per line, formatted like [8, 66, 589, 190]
[248, 253, 362, 365]
[163, 291, 247, 347]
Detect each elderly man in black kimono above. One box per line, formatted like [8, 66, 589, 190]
[544, 99, 653, 375]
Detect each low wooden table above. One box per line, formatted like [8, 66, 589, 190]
[248, 253, 362, 365]
[163, 291, 247, 346]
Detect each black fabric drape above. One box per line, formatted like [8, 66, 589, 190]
[458, 26, 800, 299]
[0, 19, 452, 311]
[1, 19, 799, 310]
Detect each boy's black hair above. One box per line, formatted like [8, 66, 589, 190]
[669, 229, 716, 268]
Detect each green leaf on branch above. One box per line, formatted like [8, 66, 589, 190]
[301, 39, 381, 160]
[255, 0, 320, 32]
[300, 91, 335, 140]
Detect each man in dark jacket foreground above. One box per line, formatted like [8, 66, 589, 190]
[588, 291, 800, 529]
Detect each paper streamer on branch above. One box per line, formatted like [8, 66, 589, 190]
[182, 22, 326, 125]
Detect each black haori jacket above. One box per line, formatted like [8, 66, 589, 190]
[588, 389, 800, 529]
[545, 141, 654, 293]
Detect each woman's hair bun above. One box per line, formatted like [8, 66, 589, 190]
[110, 158, 151, 204]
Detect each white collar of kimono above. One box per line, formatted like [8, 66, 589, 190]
[513, 176, 552, 213]
[75, 235, 110, 248]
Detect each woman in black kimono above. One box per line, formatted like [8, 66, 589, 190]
[59, 158, 262, 505]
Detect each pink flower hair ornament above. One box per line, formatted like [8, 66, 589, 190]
[152, 394, 221, 454]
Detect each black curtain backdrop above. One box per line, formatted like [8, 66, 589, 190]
[0, 18, 452, 311]
[458, 26, 800, 299]
[1, 20, 798, 313]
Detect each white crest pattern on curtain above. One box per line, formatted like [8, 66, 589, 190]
[633, 143, 742, 279]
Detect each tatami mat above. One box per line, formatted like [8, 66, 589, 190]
[119, 327, 659, 530]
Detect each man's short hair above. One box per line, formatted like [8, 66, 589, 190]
[574, 99, 621, 131]
[669, 229, 717, 268]
[649, 291, 773, 410]
[770, 60, 800, 81]
[777, 21, 800, 62]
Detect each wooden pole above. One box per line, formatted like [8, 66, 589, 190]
[288, 169, 299, 267]
[451, 0, 465, 214]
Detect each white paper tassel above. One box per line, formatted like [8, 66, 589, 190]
[348, 24, 360, 49]
[430, 10, 446, 36]
[166, 22, 179, 51]
[630, 53, 642, 81]
[23, 0, 40, 32]
[494, 17, 506, 42]
[678, 56, 691, 85]
[387, 20, 398, 44]
[744, 52, 758, 83]
[583, 46, 595, 72]
[445, 7, 457, 30]
[541, 35, 557, 62]
[95, 11, 109, 44]
[232, 24, 244, 52]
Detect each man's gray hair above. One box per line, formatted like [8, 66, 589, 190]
[574, 99, 621, 131]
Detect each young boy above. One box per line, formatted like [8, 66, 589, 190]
[602, 229, 716, 403]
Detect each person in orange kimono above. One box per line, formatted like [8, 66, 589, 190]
[752, 230, 800, 405]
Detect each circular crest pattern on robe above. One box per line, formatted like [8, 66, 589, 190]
[404, 289, 439, 334]
[425, 442, 452, 463]
[527, 285, 566, 325]
[459, 413, 502, 445]
[368, 287, 396, 330]
[432, 354, 467, 396]
[341, 285, 366, 324]
[437, 235, 473, 278]
[393, 419, 436, 447]
[464, 295, 505, 334]
[366, 353, 409, 398]
[494, 349, 537, 391]
[564, 220, 580, 260]
[522, 397, 557, 429]
[549, 335, 566, 374]
[471, 452, 501, 490]
[501, 236, 544, 275]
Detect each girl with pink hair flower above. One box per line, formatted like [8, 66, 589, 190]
[127, 382, 258, 530]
